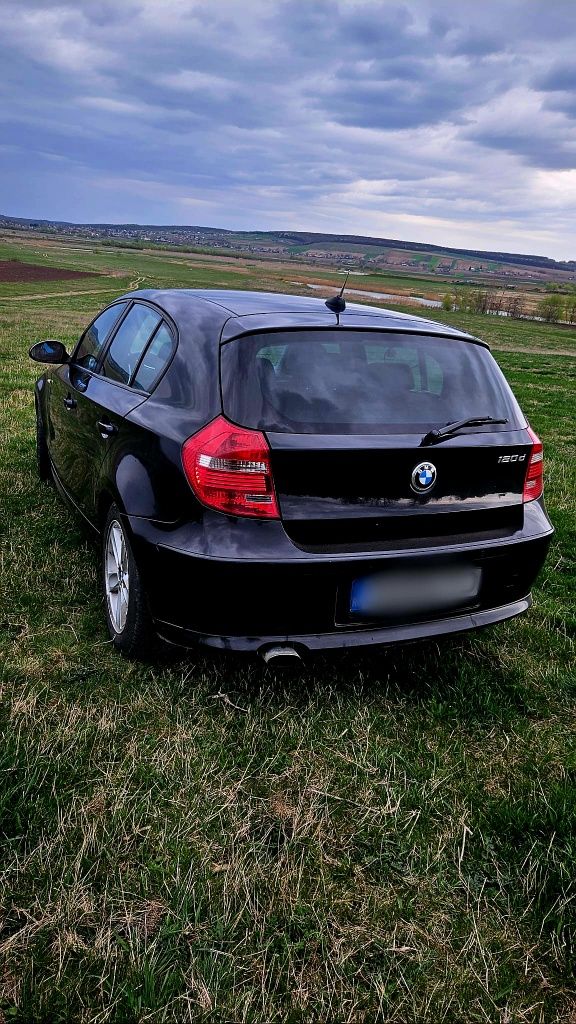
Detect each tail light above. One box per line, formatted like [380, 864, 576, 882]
[182, 415, 279, 519]
[523, 426, 544, 502]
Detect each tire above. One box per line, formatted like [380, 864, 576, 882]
[35, 402, 51, 482]
[102, 504, 154, 657]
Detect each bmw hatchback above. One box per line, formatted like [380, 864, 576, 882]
[30, 289, 553, 661]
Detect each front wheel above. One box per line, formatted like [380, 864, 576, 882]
[102, 504, 154, 657]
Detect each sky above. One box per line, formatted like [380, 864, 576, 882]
[1, 0, 576, 260]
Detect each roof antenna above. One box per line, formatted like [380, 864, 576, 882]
[325, 271, 349, 322]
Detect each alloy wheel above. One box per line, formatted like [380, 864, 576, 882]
[105, 519, 130, 633]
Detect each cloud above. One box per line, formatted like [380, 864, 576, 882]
[536, 64, 576, 93]
[1, 3, 113, 76]
[463, 87, 576, 170]
[156, 71, 236, 96]
[0, 0, 575, 258]
[79, 97, 153, 116]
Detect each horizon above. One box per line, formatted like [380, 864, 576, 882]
[2, 1, 576, 260]
[3, 210, 575, 266]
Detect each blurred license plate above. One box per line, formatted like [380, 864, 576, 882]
[350, 565, 481, 618]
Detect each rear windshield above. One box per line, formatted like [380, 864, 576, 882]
[221, 330, 521, 434]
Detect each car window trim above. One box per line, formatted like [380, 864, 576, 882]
[95, 299, 162, 381]
[219, 324, 489, 348]
[97, 299, 176, 380]
[69, 298, 178, 397]
[128, 317, 163, 385]
[93, 299, 135, 373]
[70, 299, 132, 367]
[128, 318, 176, 391]
[129, 319, 176, 391]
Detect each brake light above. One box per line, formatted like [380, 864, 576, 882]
[523, 426, 544, 502]
[182, 416, 279, 519]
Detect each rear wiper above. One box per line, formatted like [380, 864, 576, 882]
[420, 416, 508, 447]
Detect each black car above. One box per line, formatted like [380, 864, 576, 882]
[30, 289, 553, 663]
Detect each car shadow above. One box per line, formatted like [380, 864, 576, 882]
[155, 629, 537, 728]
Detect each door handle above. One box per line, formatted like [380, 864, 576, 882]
[97, 420, 117, 438]
[63, 395, 76, 411]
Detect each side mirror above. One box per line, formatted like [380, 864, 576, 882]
[29, 339, 70, 364]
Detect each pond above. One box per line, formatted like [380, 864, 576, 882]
[304, 283, 442, 308]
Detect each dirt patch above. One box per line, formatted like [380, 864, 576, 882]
[0, 260, 100, 283]
[0, 288, 120, 302]
[490, 343, 576, 357]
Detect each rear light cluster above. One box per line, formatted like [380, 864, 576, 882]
[182, 416, 279, 519]
[523, 426, 544, 502]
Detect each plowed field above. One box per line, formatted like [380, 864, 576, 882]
[0, 259, 99, 282]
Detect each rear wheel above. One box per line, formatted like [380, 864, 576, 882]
[102, 504, 154, 657]
[35, 403, 51, 482]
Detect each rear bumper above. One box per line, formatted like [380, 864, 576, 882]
[156, 596, 532, 653]
[128, 500, 553, 653]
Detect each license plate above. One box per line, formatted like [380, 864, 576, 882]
[350, 565, 481, 618]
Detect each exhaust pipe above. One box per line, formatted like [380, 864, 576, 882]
[260, 645, 303, 666]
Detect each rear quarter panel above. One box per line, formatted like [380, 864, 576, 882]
[99, 342, 221, 523]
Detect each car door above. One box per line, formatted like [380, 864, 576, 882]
[71, 302, 166, 519]
[48, 302, 129, 502]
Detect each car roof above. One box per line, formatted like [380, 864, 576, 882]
[121, 288, 484, 345]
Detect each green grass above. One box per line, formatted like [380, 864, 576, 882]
[1, 242, 575, 1022]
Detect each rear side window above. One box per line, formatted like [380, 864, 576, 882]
[75, 303, 127, 371]
[221, 330, 520, 434]
[132, 323, 174, 392]
[101, 304, 161, 385]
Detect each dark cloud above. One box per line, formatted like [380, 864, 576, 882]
[471, 130, 576, 170]
[446, 29, 505, 58]
[315, 80, 461, 131]
[538, 65, 576, 92]
[333, 3, 418, 54]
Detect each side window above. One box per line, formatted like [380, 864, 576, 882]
[101, 304, 161, 385]
[132, 323, 174, 392]
[74, 303, 127, 371]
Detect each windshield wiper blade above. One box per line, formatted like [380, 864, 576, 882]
[420, 416, 508, 447]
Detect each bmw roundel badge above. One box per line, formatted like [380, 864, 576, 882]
[411, 461, 437, 493]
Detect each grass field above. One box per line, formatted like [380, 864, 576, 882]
[1, 239, 575, 1023]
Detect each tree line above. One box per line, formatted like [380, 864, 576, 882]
[441, 288, 576, 323]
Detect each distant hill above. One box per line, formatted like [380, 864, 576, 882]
[1, 212, 574, 274]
